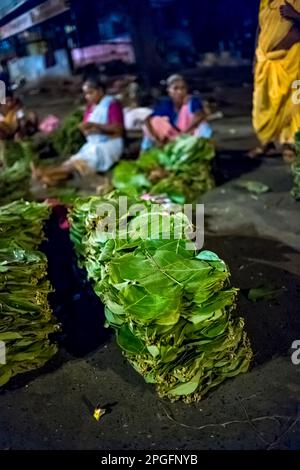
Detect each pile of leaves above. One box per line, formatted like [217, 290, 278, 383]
[0, 141, 33, 205]
[291, 130, 300, 201]
[50, 109, 85, 157]
[0, 201, 58, 387]
[69, 194, 252, 402]
[32, 109, 85, 164]
[0, 200, 50, 250]
[113, 135, 215, 204]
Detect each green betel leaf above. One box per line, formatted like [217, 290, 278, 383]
[116, 325, 145, 355]
[140, 239, 194, 258]
[0, 332, 23, 341]
[151, 250, 211, 286]
[235, 180, 270, 194]
[169, 370, 202, 397]
[109, 254, 154, 282]
[247, 285, 282, 303]
[105, 307, 124, 327]
[121, 284, 181, 324]
[138, 148, 161, 170]
[147, 345, 160, 358]
[196, 251, 222, 262]
[112, 161, 150, 192]
[202, 319, 228, 338]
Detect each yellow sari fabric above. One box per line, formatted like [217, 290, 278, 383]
[253, 0, 300, 143]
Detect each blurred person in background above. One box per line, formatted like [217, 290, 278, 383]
[32, 78, 124, 186]
[251, 0, 300, 161]
[142, 74, 212, 151]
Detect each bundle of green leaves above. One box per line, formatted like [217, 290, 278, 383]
[0, 201, 58, 387]
[0, 200, 50, 250]
[0, 141, 32, 205]
[69, 194, 252, 402]
[291, 131, 300, 201]
[50, 109, 85, 157]
[112, 135, 215, 204]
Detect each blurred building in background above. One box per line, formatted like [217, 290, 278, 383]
[0, 0, 259, 85]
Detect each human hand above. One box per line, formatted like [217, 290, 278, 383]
[280, 1, 300, 21]
[154, 136, 168, 148]
[80, 122, 98, 135]
[78, 121, 89, 132]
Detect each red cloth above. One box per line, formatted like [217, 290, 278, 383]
[46, 199, 70, 230]
[83, 101, 123, 125]
[108, 101, 124, 126]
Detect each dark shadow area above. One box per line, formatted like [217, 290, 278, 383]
[0, 350, 68, 394]
[41, 206, 111, 357]
[205, 235, 300, 366]
[213, 150, 263, 185]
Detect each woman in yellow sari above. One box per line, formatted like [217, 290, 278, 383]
[252, 0, 300, 158]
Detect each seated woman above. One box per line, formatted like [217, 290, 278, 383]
[33, 78, 124, 186]
[0, 94, 25, 140]
[141, 74, 212, 151]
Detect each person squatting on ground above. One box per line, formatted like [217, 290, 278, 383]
[33, 78, 124, 186]
[141, 74, 212, 151]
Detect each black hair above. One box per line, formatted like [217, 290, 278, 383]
[83, 77, 106, 92]
[166, 74, 187, 88]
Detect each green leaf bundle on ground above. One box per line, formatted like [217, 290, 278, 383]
[0, 200, 50, 250]
[0, 141, 33, 205]
[0, 201, 58, 387]
[51, 109, 85, 157]
[69, 194, 252, 403]
[291, 131, 300, 201]
[112, 135, 215, 203]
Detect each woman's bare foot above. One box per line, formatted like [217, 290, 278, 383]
[30, 162, 42, 179]
[247, 142, 278, 158]
[246, 147, 264, 158]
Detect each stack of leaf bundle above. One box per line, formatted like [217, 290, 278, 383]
[50, 109, 85, 158]
[0, 141, 32, 205]
[0, 200, 50, 250]
[112, 135, 215, 204]
[69, 194, 252, 403]
[291, 130, 300, 200]
[0, 201, 58, 387]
